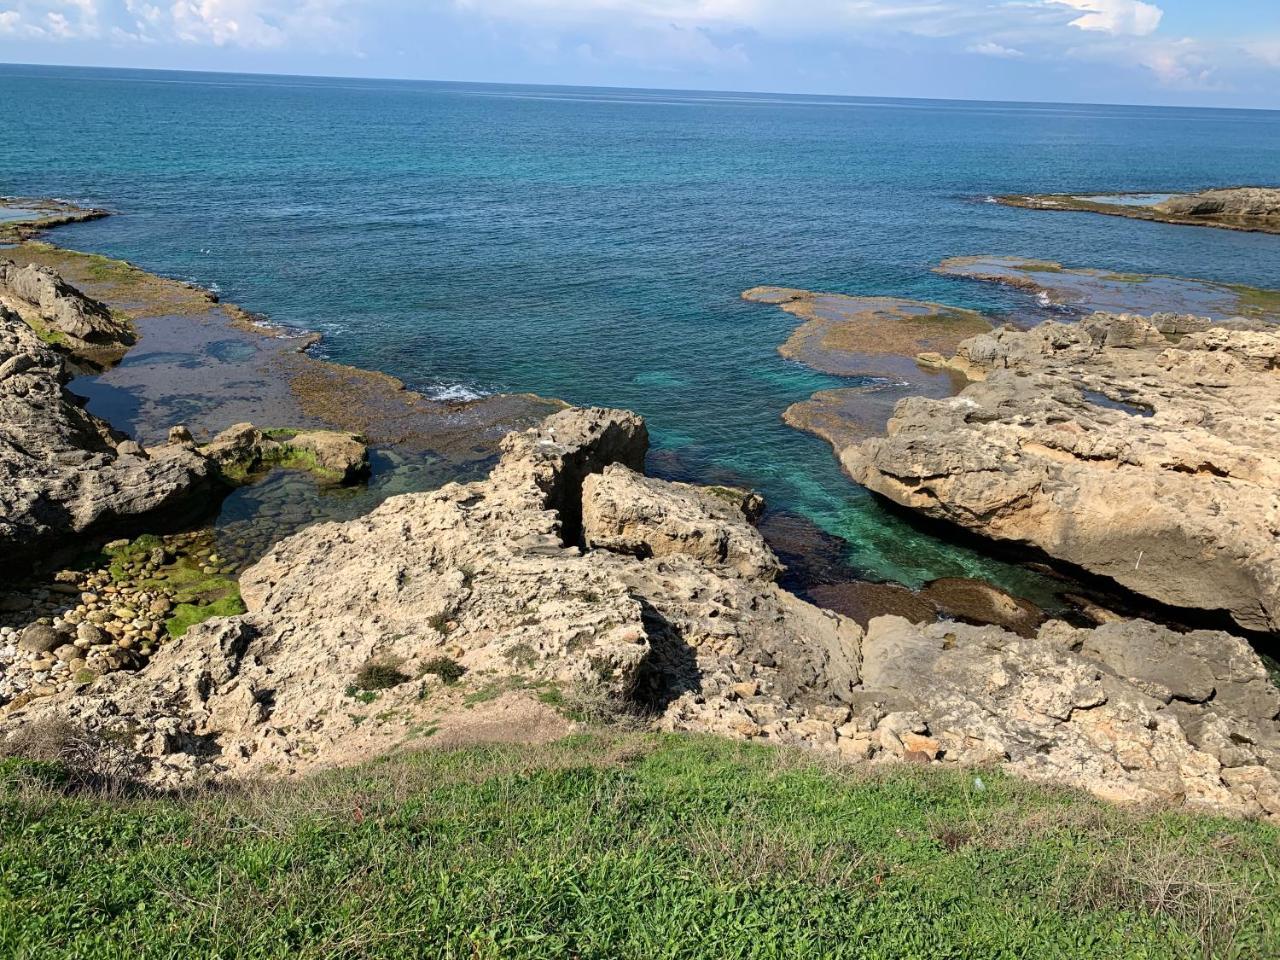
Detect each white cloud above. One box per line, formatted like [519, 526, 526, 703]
[1047, 0, 1162, 38]
[967, 40, 1024, 58]
[1245, 39, 1280, 68]
[1137, 37, 1218, 88]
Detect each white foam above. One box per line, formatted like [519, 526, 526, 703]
[428, 382, 488, 402]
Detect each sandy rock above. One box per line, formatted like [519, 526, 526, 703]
[287, 430, 369, 481]
[1155, 187, 1280, 221]
[843, 313, 1280, 632]
[582, 464, 781, 580]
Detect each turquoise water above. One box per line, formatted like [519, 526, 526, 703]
[3, 65, 1279, 602]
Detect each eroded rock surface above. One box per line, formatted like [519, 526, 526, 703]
[0, 259, 133, 366]
[850, 616, 1279, 818]
[844, 313, 1280, 633]
[0, 305, 212, 569]
[199, 422, 369, 484]
[5, 406, 1278, 823]
[1155, 187, 1280, 222]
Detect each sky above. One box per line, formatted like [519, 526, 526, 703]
[1, 1, 1279, 108]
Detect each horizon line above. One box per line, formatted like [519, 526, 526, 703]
[3, 59, 1279, 115]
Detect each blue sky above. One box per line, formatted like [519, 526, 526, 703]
[1, 1, 1278, 108]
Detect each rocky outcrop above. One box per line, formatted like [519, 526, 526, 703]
[5, 406, 1278, 822]
[4, 408, 859, 785]
[1155, 187, 1280, 221]
[843, 313, 1280, 633]
[847, 616, 1279, 818]
[0, 259, 133, 366]
[582, 465, 779, 580]
[0, 305, 213, 570]
[199, 423, 369, 484]
[994, 190, 1280, 235]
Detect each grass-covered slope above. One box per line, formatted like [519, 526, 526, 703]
[2, 733, 1277, 959]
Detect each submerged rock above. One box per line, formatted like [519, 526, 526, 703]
[844, 313, 1280, 633]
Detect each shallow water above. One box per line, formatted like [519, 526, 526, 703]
[0, 206, 42, 223]
[1074, 193, 1177, 207]
[3, 65, 1279, 604]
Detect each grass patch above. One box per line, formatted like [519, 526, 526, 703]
[0, 732, 1275, 958]
[19, 312, 68, 347]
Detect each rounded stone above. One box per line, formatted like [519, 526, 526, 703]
[18, 623, 62, 654]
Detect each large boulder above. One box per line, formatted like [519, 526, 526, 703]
[843, 314, 1280, 633]
[582, 464, 780, 580]
[199, 423, 369, 484]
[0, 259, 133, 364]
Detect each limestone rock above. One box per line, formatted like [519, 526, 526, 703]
[287, 430, 369, 482]
[581, 464, 781, 579]
[1155, 187, 1280, 222]
[0, 259, 133, 364]
[7, 405, 1278, 825]
[843, 313, 1280, 632]
[8, 408, 861, 786]
[200, 423, 369, 484]
[0, 304, 213, 570]
[859, 615, 1280, 819]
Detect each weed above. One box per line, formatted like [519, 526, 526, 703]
[353, 659, 410, 692]
[419, 656, 466, 686]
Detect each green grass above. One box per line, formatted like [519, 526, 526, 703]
[1, 733, 1275, 959]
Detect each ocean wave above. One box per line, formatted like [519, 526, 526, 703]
[427, 382, 488, 402]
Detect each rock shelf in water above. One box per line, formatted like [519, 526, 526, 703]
[994, 186, 1280, 235]
[742, 286, 984, 453]
[844, 312, 1280, 634]
[935, 256, 1280, 324]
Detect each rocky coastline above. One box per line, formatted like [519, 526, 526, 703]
[995, 186, 1280, 235]
[2, 199, 1279, 825]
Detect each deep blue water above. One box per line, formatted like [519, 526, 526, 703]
[3, 64, 1279, 602]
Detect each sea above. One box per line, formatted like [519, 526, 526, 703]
[3, 64, 1279, 605]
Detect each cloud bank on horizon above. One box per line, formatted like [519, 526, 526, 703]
[0, 0, 1277, 107]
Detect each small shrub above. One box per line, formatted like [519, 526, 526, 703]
[0, 716, 142, 792]
[353, 659, 410, 692]
[427, 613, 453, 635]
[420, 657, 466, 686]
[504, 643, 538, 668]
